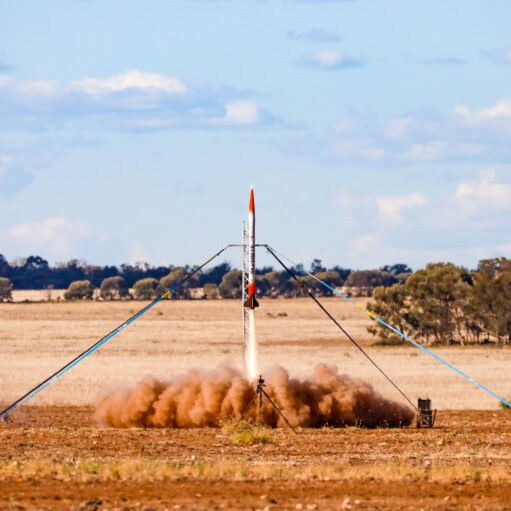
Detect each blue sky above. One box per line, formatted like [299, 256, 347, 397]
[1, 0, 510, 270]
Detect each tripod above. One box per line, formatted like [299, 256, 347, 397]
[241, 375, 297, 433]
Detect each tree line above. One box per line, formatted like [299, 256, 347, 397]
[1, 253, 509, 345]
[0, 254, 410, 302]
[368, 259, 511, 346]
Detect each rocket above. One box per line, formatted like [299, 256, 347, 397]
[244, 186, 259, 309]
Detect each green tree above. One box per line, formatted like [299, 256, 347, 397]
[468, 258, 511, 344]
[219, 270, 242, 298]
[367, 284, 416, 345]
[100, 276, 130, 300]
[64, 280, 94, 300]
[405, 263, 470, 345]
[133, 278, 160, 300]
[367, 263, 473, 345]
[0, 277, 13, 302]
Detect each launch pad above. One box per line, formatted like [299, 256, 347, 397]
[240, 375, 297, 433]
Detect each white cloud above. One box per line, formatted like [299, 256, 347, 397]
[315, 51, 343, 66]
[0, 70, 271, 131]
[7, 217, 93, 259]
[19, 79, 60, 97]
[455, 170, 511, 212]
[377, 192, 427, 225]
[322, 100, 511, 167]
[455, 98, 511, 122]
[70, 70, 187, 95]
[207, 100, 261, 126]
[302, 50, 364, 70]
[224, 101, 260, 125]
[332, 172, 511, 268]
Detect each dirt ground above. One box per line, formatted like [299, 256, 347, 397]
[1, 299, 511, 509]
[1, 407, 510, 510]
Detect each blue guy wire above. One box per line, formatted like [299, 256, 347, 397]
[270, 247, 511, 409]
[1, 296, 165, 421]
[0, 246, 229, 421]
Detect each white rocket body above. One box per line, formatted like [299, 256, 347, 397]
[245, 187, 259, 309]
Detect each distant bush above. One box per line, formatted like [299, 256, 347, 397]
[133, 278, 160, 300]
[203, 283, 220, 299]
[64, 280, 93, 300]
[100, 276, 130, 300]
[219, 270, 242, 299]
[0, 277, 13, 302]
[159, 267, 189, 299]
[345, 270, 398, 296]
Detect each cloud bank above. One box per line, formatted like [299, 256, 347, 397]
[318, 97, 511, 167]
[0, 70, 273, 132]
[4, 217, 95, 261]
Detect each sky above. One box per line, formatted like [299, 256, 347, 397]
[1, 0, 511, 271]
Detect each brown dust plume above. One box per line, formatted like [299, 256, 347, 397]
[94, 363, 414, 428]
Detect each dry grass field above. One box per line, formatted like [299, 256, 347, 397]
[0, 298, 509, 409]
[1, 298, 511, 509]
[11, 289, 68, 302]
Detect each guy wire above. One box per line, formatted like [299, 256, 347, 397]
[266, 246, 417, 411]
[0, 246, 230, 422]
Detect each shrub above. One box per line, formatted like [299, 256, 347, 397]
[100, 276, 130, 300]
[0, 277, 13, 302]
[222, 419, 273, 446]
[218, 270, 242, 299]
[203, 283, 219, 299]
[64, 280, 93, 300]
[133, 278, 160, 300]
[159, 268, 189, 299]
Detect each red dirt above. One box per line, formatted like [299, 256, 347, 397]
[1, 406, 510, 510]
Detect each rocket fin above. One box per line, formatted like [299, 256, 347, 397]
[244, 296, 260, 309]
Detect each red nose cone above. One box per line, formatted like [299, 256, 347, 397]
[249, 188, 255, 214]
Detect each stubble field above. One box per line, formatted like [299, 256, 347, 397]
[0, 298, 509, 409]
[1, 298, 511, 509]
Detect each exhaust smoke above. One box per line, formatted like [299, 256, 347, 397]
[247, 310, 259, 381]
[94, 363, 414, 428]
